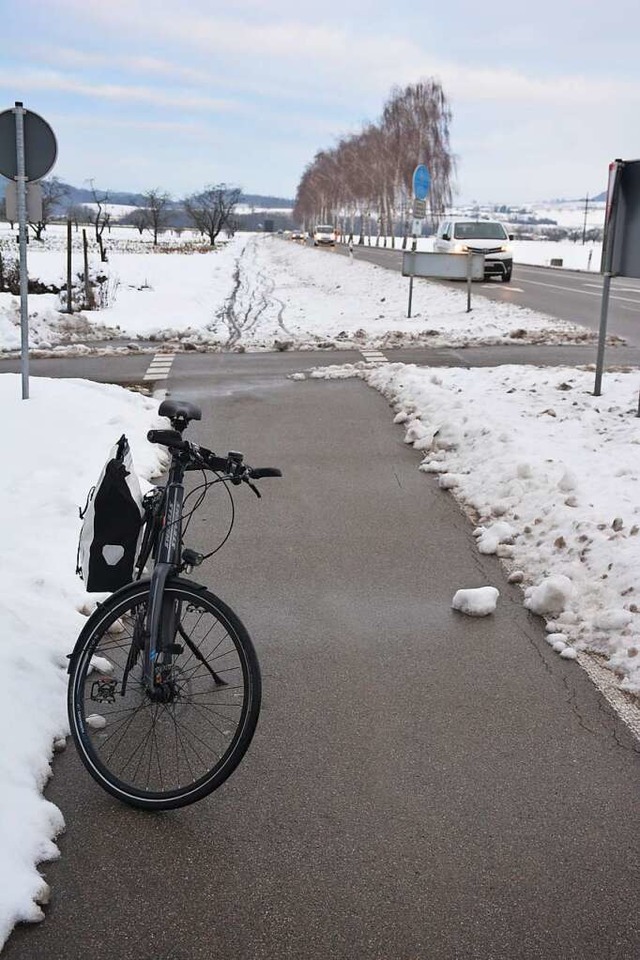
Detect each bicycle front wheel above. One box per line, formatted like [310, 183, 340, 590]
[68, 579, 261, 810]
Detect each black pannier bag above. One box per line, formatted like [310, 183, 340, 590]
[77, 435, 145, 592]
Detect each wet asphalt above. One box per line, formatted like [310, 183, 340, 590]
[3, 353, 640, 960]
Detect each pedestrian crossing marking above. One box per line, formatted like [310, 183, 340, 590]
[143, 353, 176, 381]
[360, 349, 389, 364]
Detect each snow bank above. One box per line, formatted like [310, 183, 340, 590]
[0, 375, 165, 948]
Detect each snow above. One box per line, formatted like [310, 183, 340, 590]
[452, 586, 500, 616]
[1, 219, 639, 947]
[524, 575, 574, 616]
[0, 376, 165, 948]
[0, 224, 607, 356]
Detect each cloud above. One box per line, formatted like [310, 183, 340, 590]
[0, 68, 240, 112]
[28, 3, 640, 115]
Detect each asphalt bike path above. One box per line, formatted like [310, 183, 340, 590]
[2, 340, 640, 387]
[5, 353, 640, 959]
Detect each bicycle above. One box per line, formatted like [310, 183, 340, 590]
[67, 398, 282, 810]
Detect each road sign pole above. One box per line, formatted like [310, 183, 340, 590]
[14, 102, 29, 400]
[594, 160, 622, 396]
[594, 272, 612, 396]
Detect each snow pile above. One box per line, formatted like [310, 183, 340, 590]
[0, 375, 165, 949]
[524, 575, 574, 616]
[310, 361, 640, 692]
[452, 587, 500, 617]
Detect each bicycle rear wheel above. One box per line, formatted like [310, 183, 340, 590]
[68, 579, 261, 810]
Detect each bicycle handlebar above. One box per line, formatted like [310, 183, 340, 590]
[146, 430, 283, 484]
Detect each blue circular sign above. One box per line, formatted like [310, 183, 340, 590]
[412, 164, 430, 201]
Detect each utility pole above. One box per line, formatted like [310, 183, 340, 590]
[582, 192, 589, 245]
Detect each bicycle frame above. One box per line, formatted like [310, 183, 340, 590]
[142, 451, 187, 692]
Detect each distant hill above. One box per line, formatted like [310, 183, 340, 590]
[60, 183, 294, 210]
[60, 184, 294, 209]
[0, 178, 294, 210]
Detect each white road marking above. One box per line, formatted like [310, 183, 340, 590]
[360, 350, 389, 364]
[577, 652, 640, 742]
[583, 282, 640, 294]
[143, 352, 176, 381]
[518, 277, 640, 304]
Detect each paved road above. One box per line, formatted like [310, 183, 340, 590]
[328, 242, 640, 346]
[4, 353, 640, 960]
[2, 340, 640, 388]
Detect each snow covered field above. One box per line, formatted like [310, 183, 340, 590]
[1, 224, 639, 949]
[0, 226, 603, 355]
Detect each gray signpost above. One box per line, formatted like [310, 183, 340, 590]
[406, 165, 431, 316]
[594, 158, 640, 397]
[0, 103, 57, 399]
[403, 251, 485, 316]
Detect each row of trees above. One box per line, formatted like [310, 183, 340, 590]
[293, 79, 455, 244]
[1, 179, 242, 258]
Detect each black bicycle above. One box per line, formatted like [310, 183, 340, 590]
[67, 398, 281, 810]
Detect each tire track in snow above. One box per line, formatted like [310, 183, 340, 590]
[214, 237, 294, 348]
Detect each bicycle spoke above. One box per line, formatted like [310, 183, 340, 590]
[71, 584, 260, 805]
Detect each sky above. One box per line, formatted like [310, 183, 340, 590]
[1, 0, 639, 204]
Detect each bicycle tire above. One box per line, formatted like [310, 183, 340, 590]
[68, 578, 261, 810]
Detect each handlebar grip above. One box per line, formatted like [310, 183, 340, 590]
[147, 429, 187, 449]
[249, 467, 283, 479]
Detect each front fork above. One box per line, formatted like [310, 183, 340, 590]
[143, 481, 184, 692]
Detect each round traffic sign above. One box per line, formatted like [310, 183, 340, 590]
[0, 107, 57, 181]
[412, 164, 431, 201]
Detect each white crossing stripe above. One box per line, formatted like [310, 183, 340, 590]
[360, 349, 389, 364]
[143, 352, 176, 381]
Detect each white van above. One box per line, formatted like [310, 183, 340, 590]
[313, 224, 337, 247]
[434, 219, 513, 282]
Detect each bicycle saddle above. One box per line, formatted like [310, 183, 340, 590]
[158, 399, 202, 423]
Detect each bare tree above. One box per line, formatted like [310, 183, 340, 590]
[65, 203, 93, 231]
[29, 177, 70, 240]
[141, 188, 171, 244]
[128, 207, 152, 235]
[293, 78, 454, 243]
[88, 180, 111, 262]
[183, 184, 241, 246]
[381, 80, 454, 235]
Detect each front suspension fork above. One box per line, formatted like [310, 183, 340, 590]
[143, 562, 176, 690]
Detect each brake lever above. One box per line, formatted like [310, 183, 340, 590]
[245, 478, 262, 498]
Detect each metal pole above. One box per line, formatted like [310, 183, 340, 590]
[66, 219, 73, 313]
[582, 193, 589, 245]
[83, 229, 92, 308]
[594, 161, 622, 395]
[407, 235, 417, 318]
[14, 102, 29, 400]
[466, 253, 472, 312]
[594, 272, 612, 396]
